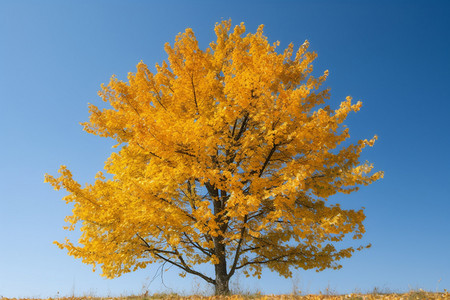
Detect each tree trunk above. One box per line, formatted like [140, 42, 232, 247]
[213, 234, 230, 295]
[215, 272, 230, 295]
[207, 183, 231, 295]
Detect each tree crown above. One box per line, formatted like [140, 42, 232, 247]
[45, 20, 382, 291]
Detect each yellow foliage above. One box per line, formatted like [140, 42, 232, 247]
[45, 20, 382, 290]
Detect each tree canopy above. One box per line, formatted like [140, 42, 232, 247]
[45, 20, 383, 295]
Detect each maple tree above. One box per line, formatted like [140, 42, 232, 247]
[45, 20, 383, 295]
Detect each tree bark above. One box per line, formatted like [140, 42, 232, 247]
[205, 182, 231, 295]
[214, 236, 230, 295]
[215, 270, 230, 295]
[213, 204, 230, 295]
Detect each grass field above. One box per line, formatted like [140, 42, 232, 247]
[2, 291, 449, 300]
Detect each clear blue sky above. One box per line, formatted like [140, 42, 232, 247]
[1, 0, 449, 298]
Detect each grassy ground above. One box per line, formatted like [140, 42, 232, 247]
[2, 291, 449, 300]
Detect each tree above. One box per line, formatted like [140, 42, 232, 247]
[45, 20, 383, 295]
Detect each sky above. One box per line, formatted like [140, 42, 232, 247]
[0, 0, 449, 298]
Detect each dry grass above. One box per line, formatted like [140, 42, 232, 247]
[2, 290, 450, 300]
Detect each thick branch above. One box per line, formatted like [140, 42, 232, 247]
[175, 148, 197, 158]
[205, 182, 219, 201]
[234, 113, 249, 141]
[259, 143, 278, 177]
[241, 143, 279, 192]
[239, 246, 264, 254]
[230, 119, 238, 138]
[247, 210, 269, 221]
